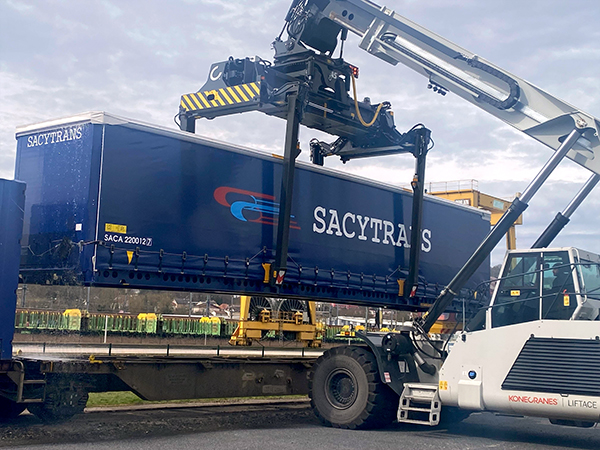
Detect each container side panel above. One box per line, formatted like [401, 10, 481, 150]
[90, 124, 489, 308]
[0, 179, 25, 359]
[15, 123, 100, 282]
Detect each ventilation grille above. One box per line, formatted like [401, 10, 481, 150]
[502, 337, 600, 397]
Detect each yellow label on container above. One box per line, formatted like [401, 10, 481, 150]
[510, 290, 521, 296]
[564, 295, 570, 307]
[439, 380, 448, 391]
[105, 223, 127, 234]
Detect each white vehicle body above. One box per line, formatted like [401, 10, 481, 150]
[440, 320, 600, 422]
[439, 247, 600, 423]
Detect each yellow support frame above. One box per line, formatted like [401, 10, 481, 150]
[229, 296, 323, 347]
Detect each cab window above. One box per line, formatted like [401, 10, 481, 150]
[492, 254, 540, 327]
[578, 261, 600, 301]
[541, 252, 576, 320]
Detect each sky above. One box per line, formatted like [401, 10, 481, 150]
[1, 0, 599, 266]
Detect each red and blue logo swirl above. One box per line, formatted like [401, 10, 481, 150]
[214, 187, 300, 229]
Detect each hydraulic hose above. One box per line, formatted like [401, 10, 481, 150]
[351, 75, 384, 127]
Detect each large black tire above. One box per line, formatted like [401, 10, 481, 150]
[28, 382, 89, 422]
[439, 406, 472, 425]
[309, 345, 398, 429]
[549, 418, 596, 428]
[0, 396, 26, 421]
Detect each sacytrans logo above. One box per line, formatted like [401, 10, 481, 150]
[214, 187, 300, 229]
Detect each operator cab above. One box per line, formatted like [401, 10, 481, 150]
[468, 248, 600, 331]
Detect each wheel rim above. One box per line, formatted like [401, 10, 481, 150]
[325, 368, 358, 409]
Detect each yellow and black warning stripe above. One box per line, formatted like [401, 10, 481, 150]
[180, 82, 261, 112]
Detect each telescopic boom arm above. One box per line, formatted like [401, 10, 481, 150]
[287, 0, 600, 177]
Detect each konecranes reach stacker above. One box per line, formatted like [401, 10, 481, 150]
[178, 0, 600, 429]
[0, 0, 599, 431]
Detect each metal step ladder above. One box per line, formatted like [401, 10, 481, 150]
[7, 360, 46, 403]
[398, 383, 441, 426]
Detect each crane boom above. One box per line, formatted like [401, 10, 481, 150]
[288, 0, 600, 176]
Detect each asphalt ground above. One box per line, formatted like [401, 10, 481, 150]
[1, 399, 599, 450]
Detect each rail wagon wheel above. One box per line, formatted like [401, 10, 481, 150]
[0, 396, 26, 421]
[28, 377, 89, 422]
[309, 345, 398, 429]
[248, 297, 273, 321]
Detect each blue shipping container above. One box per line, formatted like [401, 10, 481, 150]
[14, 112, 490, 310]
[0, 179, 25, 359]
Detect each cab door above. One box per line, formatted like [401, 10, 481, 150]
[491, 253, 541, 328]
